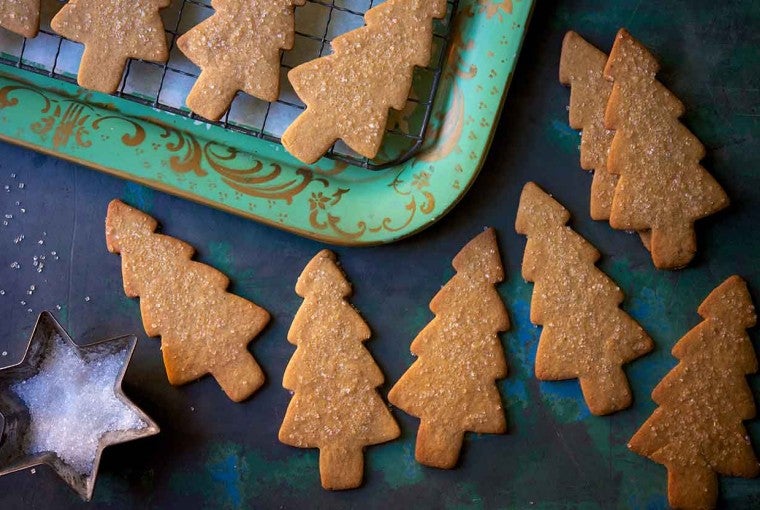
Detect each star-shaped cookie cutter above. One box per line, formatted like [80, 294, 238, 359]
[0, 311, 160, 500]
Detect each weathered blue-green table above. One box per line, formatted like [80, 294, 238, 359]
[0, 0, 758, 508]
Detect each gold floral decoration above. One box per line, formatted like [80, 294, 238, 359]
[475, 0, 513, 21]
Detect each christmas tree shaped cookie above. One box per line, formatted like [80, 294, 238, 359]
[0, 0, 39, 38]
[515, 182, 653, 415]
[105, 200, 270, 402]
[51, 0, 170, 93]
[281, 0, 448, 163]
[630, 276, 759, 509]
[559, 31, 618, 222]
[176, 0, 306, 121]
[604, 29, 729, 269]
[279, 250, 399, 490]
[389, 228, 510, 469]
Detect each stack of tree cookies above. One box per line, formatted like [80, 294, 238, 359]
[559, 29, 729, 270]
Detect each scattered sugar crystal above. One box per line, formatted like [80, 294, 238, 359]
[30, 468, 35, 474]
[84, 296, 90, 302]
[11, 336, 147, 475]
[10, 262, 20, 269]
[0, 290, 4, 295]
[18, 183, 24, 189]
[2, 351, 7, 356]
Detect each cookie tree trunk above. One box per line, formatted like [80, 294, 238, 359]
[51, 0, 170, 93]
[279, 250, 399, 490]
[282, 109, 342, 166]
[319, 446, 364, 491]
[515, 183, 653, 415]
[629, 276, 760, 509]
[668, 463, 718, 510]
[186, 70, 241, 121]
[416, 423, 464, 469]
[177, 0, 305, 120]
[389, 228, 509, 469]
[577, 364, 630, 414]
[105, 200, 270, 402]
[79, 47, 127, 95]
[281, 0, 448, 163]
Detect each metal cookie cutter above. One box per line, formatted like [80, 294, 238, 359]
[0, 311, 160, 500]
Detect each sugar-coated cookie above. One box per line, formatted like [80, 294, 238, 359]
[515, 182, 653, 415]
[629, 276, 759, 509]
[389, 228, 510, 469]
[105, 200, 270, 402]
[559, 31, 618, 221]
[51, 0, 170, 93]
[604, 29, 729, 269]
[279, 250, 399, 490]
[281, 0, 448, 163]
[176, 0, 306, 121]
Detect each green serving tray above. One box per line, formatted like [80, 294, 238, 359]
[0, 0, 533, 245]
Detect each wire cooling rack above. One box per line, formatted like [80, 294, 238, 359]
[0, 0, 458, 170]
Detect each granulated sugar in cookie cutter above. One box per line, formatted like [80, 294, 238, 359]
[0, 312, 159, 500]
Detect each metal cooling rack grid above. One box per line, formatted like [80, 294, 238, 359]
[0, 0, 458, 170]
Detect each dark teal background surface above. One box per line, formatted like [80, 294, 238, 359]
[0, 0, 758, 508]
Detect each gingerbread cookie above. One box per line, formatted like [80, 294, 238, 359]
[604, 29, 729, 269]
[105, 200, 270, 402]
[279, 250, 399, 490]
[51, 0, 170, 94]
[629, 276, 759, 509]
[0, 0, 39, 38]
[559, 31, 618, 221]
[515, 182, 653, 415]
[281, 0, 448, 163]
[388, 228, 509, 469]
[176, 0, 306, 121]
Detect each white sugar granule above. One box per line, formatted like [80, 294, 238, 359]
[12, 336, 146, 475]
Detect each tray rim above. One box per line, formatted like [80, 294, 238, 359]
[0, 0, 534, 246]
